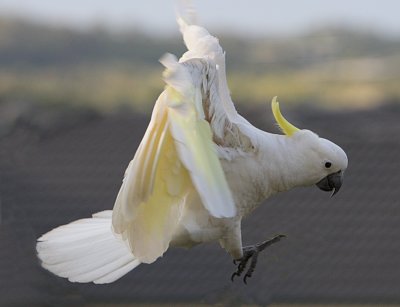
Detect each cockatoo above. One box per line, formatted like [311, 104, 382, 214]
[36, 10, 348, 285]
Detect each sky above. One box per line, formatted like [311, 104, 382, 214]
[0, 0, 399, 36]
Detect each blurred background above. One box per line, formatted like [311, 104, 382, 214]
[0, 0, 399, 306]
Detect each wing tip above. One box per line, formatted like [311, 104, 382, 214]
[203, 194, 237, 219]
[176, 0, 198, 28]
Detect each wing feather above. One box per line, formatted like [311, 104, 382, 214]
[177, 17, 241, 124]
[161, 54, 236, 218]
[111, 12, 249, 263]
[112, 95, 191, 263]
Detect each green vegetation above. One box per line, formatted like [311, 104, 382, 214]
[0, 18, 399, 113]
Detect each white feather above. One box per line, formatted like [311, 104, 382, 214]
[37, 210, 140, 284]
[177, 17, 243, 124]
[162, 55, 236, 218]
[36, 3, 349, 284]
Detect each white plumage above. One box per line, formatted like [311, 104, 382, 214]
[37, 211, 140, 284]
[36, 5, 348, 283]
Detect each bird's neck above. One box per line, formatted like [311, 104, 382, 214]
[256, 132, 310, 199]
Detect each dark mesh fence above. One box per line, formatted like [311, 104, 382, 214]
[1, 103, 400, 306]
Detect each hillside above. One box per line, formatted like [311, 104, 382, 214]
[0, 18, 399, 113]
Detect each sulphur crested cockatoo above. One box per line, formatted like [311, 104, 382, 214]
[36, 11, 348, 285]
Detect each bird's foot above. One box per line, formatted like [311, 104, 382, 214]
[231, 234, 286, 284]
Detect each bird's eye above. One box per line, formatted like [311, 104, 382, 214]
[325, 162, 332, 169]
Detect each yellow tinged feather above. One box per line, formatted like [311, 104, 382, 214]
[167, 87, 235, 217]
[114, 94, 170, 224]
[271, 96, 300, 137]
[125, 129, 191, 263]
[112, 92, 192, 263]
[112, 64, 235, 263]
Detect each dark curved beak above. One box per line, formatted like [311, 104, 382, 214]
[316, 170, 344, 197]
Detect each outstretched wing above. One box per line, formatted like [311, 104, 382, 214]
[112, 51, 237, 263]
[178, 16, 241, 127]
[111, 12, 260, 263]
[112, 89, 192, 264]
[161, 54, 236, 217]
[177, 16, 256, 148]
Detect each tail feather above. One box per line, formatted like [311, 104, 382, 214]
[40, 243, 128, 276]
[88, 257, 141, 284]
[37, 210, 140, 284]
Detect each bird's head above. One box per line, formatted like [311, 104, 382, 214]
[271, 97, 348, 196]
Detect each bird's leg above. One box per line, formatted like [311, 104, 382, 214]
[231, 234, 286, 284]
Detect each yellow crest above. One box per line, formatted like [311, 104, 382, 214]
[271, 96, 300, 136]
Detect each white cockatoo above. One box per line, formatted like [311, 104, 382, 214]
[36, 9, 348, 285]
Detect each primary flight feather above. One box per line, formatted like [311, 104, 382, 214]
[37, 7, 348, 284]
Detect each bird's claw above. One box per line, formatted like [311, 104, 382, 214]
[231, 247, 257, 284]
[243, 273, 251, 284]
[231, 250, 251, 281]
[230, 272, 239, 282]
[230, 234, 286, 284]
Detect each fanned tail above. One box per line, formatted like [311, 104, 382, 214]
[36, 210, 140, 284]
